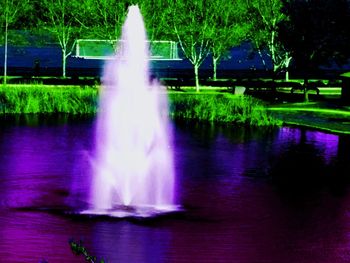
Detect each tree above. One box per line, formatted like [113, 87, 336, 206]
[139, 0, 173, 41]
[78, 0, 130, 42]
[210, 0, 251, 80]
[248, 0, 289, 75]
[74, 0, 175, 64]
[166, 0, 216, 92]
[280, 0, 350, 101]
[43, 0, 82, 78]
[0, 0, 30, 84]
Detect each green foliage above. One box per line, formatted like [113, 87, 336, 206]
[165, 0, 218, 90]
[210, 0, 250, 58]
[209, 0, 251, 79]
[0, 85, 280, 126]
[1, 0, 350, 80]
[0, 0, 31, 25]
[169, 93, 281, 126]
[139, 0, 172, 41]
[169, 0, 215, 61]
[78, 0, 130, 41]
[42, 0, 85, 77]
[0, 0, 31, 84]
[69, 239, 105, 263]
[248, 0, 288, 72]
[0, 85, 98, 114]
[280, 0, 350, 72]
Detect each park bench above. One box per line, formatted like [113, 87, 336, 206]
[161, 78, 195, 90]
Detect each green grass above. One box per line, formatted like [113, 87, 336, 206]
[0, 85, 98, 114]
[268, 106, 350, 116]
[169, 93, 281, 126]
[267, 102, 350, 134]
[0, 85, 280, 126]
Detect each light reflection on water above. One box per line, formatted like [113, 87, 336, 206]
[0, 115, 350, 262]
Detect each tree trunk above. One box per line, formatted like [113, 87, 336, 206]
[270, 30, 277, 72]
[284, 54, 292, 82]
[257, 48, 268, 71]
[194, 64, 200, 92]
[285, 70, 289, 82]
[212, 56, 219, 80]
[62, 49, 67, 78]
[304, 77, 309, 102]
[3, 18, 8, 85]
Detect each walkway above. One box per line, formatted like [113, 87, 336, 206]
[268, 102, 350, 135]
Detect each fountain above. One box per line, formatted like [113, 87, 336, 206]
[83, 5, 178, 217]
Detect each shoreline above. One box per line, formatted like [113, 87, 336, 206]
[1, 84, 350, 134]
[267, 102, 350, 135]
[0, 85, 279, 126]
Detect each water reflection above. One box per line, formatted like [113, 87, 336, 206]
[265, 127, 343, 196]
[0, 116, 349, 262]
[0, 115, 93, 209]
[0, 212, 82, 262]
[306, 131, 339, 164]
[90, 222, 171, 262]
[276, 127, 339, 165]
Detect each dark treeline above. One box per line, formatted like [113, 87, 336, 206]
[280, 0, 350, 77]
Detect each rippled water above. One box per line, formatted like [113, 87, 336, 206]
[0, 115, 350, 262]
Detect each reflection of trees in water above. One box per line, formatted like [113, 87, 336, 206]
[336, 135, 350, 172]
[175, 123, 350, 198]
[214, 124, 279, 145]
[267, 128, 350, 198]
[328, 135, 350, 196]
[269, 129, 329, 195]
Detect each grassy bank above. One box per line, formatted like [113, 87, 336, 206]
[169, 93, 281, 126]
[0, 85, 98, 114]
[0, 85, 280, 126]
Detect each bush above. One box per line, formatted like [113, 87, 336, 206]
[169, 93, 281, 126]
[0, 85, 281, 126]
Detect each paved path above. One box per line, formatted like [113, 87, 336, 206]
[267, 102, 350, 135]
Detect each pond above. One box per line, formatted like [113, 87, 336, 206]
[0, 115, 350, 262]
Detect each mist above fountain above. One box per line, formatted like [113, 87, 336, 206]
[85, 5, 178, 217]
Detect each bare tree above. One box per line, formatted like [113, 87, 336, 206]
[0, 0, 30, 84]
[166, 0, 216, 91]
[249, 0, 289, 75]
[210, 0, 251, 80]
[43, 0, 82, 78]
[77, 0, 128, 51]
[139, 0, 172, 41]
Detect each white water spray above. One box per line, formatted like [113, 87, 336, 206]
[86, 5, 178, 217]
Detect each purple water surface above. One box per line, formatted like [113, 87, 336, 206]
[0, 115, 350, 262]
